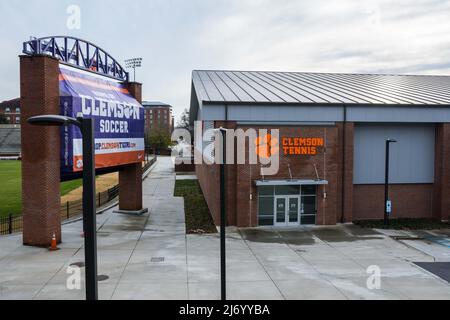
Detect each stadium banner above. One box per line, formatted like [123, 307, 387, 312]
[59, 64, 145, 175]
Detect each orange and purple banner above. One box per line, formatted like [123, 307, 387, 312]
[59, 64, 145, 175]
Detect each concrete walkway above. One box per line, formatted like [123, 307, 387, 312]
[0, 157, 186, 300]
[1, 156, 450, 300]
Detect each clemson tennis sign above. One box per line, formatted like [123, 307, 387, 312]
[59, 64, 145, 174]
[282, 137, 324, 155]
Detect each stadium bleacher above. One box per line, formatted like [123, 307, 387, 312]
[0, 125, 21, 158]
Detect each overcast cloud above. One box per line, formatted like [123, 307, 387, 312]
[0, 0, 450, 120]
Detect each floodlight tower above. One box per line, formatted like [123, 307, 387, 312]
[124, 57, 142, 82]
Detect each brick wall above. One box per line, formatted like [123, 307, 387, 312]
[195, 120, 450, 227]
[195, 121, 237, 226]
[353, 184, 434, 220]
[20, 55, 62, 246]
[336, 122, 354, 223]
[118, 82, 143, 212]
[175, 161, 195, 172]
[196, 123, 341, 227]
[195, 156, 221, 225]
[119, 163, 143, 211]
[352, 123, 450, 222]
[0, 98, 21, 124]
[433, 123, 450, 221]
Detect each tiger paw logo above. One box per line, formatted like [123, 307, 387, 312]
[255, 134, 279, 159]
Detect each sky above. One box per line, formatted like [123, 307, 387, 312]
[1, 0, 450, 121]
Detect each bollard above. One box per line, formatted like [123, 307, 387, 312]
[9, 213, 12, 234]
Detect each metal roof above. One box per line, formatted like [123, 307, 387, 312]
[192, 70, 450, 106]
[142, 101, 172, 108]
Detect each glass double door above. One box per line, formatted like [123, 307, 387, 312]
[274, 195, 316, 226]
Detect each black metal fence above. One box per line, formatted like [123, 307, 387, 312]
[0, 158, 156, 236]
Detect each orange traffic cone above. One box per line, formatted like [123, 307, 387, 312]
[49, 233, 59, 251]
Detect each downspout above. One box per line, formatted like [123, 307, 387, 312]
[340, 104, 347, 223]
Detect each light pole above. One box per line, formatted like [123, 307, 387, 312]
[124, 57, 142, 82]
[28, 114, 98, 300]
[217, 127, 227, 301]
[384, 139, 397, 226]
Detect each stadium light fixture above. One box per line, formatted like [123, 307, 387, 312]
[124, 57, 143, 82]
[27, 114, 98, 301]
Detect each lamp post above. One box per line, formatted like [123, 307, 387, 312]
[217, 127, 227, 301]
[384, 139, 397, 226]
[28, 114, 98, 300]
[124, 58, 142, 82]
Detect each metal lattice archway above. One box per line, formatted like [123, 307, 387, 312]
[23, 36, 129, 82]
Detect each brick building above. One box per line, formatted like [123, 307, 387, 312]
[190, 70, 450, 227]
[142, 101, 174, 134]
[0, 98, 21, 124]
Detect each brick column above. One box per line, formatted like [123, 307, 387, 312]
[342, 122, 354, 223]
[119, 163, 144, 211]
[118, 82, 145, 213]
[335, 122, 354, 223]
[433, 123, 450, 221]
[124, 82, 142, 102]
[20, 55, 62, 246]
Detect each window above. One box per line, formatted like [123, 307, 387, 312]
[301, 185, 316, 195]
[258, 186, 274, 196]
[5, 107, 10, 113]
[15, 108, 20, 114]
[15, 117, 20, 123]
[258, 186, 274, 226]
[275, 185, 300, 195]
[258, 195, 274, 226]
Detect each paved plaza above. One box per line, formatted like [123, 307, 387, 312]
[0, 157, 450, 300]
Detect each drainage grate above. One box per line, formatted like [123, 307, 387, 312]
[98, 275, 109, 282]
[70, 262, 85, 268]
[150, 257, 165, 263]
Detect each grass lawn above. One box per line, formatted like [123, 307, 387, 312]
[354, 218, 450, 230]
[174, 179, 217, 234]
[0, 161, 82, 217]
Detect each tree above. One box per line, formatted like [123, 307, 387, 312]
[147, 128, 172, 153]
[0, 114, 8, 124]
[177, 108, 190, 130]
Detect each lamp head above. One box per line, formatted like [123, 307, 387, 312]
[27, 115, 81, 128]
[387, 138, 397, 143]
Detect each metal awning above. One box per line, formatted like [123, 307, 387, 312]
[255, 179, 328, 186]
